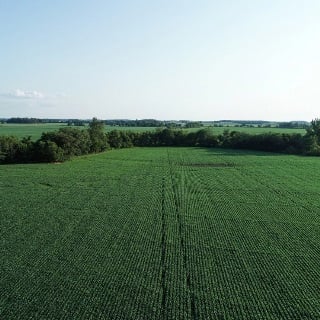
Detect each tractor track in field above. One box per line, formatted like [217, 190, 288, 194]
[161, 177, 167, 319]
[167, 149, 197, 320]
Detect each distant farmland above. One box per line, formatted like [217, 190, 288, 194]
[0, 123, 306, 140]
[0, 123, 158, 139]
[1, 147, 319, 319]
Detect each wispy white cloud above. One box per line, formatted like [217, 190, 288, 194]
[14, 89, 45, 99]
[1, 89, 45, 99]
[0, 89, 68, 100]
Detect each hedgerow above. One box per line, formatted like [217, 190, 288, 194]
[1, 119, 320, 164]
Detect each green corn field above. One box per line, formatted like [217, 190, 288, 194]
[1, 147, 319, 319]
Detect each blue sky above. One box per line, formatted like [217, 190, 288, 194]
[1, 0, 319, 120]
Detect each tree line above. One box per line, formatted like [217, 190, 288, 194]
[0, 118, 107, 163]
[6, 117, 44, 124]
[1, 118, 320, 164]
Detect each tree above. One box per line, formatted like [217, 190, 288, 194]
[0, 136, 20, 163]
[195, 128, 218, 147]
[0, 135, 36, 163]
[39, 127, 91, 159]
[34, 140, 64, 162]
[88, 118, 109, 152]
[304, 118, 320, 155]
[306, 119, 320, 141]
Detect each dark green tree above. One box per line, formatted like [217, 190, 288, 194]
[88, 117, 109, 152]
[39, 127, 91, 159]
[195, 128, 218, 147]
[34, 140, 64, 162]
[304, 118, 320, 155]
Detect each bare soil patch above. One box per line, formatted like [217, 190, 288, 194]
[182, 163, 235, 168]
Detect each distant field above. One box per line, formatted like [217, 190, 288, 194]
[189, 125, 306, 135]
[0, 123, 157, 139]
[1, 147, 319, 319]
[0, 123, 306, 140]
[105, 126, 157, 133]
[0, 123, 69, 139]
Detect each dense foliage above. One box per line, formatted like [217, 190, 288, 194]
[0, 118, 108, 163]
[1, 119, 320, 163]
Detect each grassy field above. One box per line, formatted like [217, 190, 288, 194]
[0, 123, 69, 139]
[0, 124, 158, 139]
[1, 147, 320, 319]
[186, 126, 306, 135]
[0, 123, 306, 140]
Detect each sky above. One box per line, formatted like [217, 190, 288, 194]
[0, 0, 319, 121]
